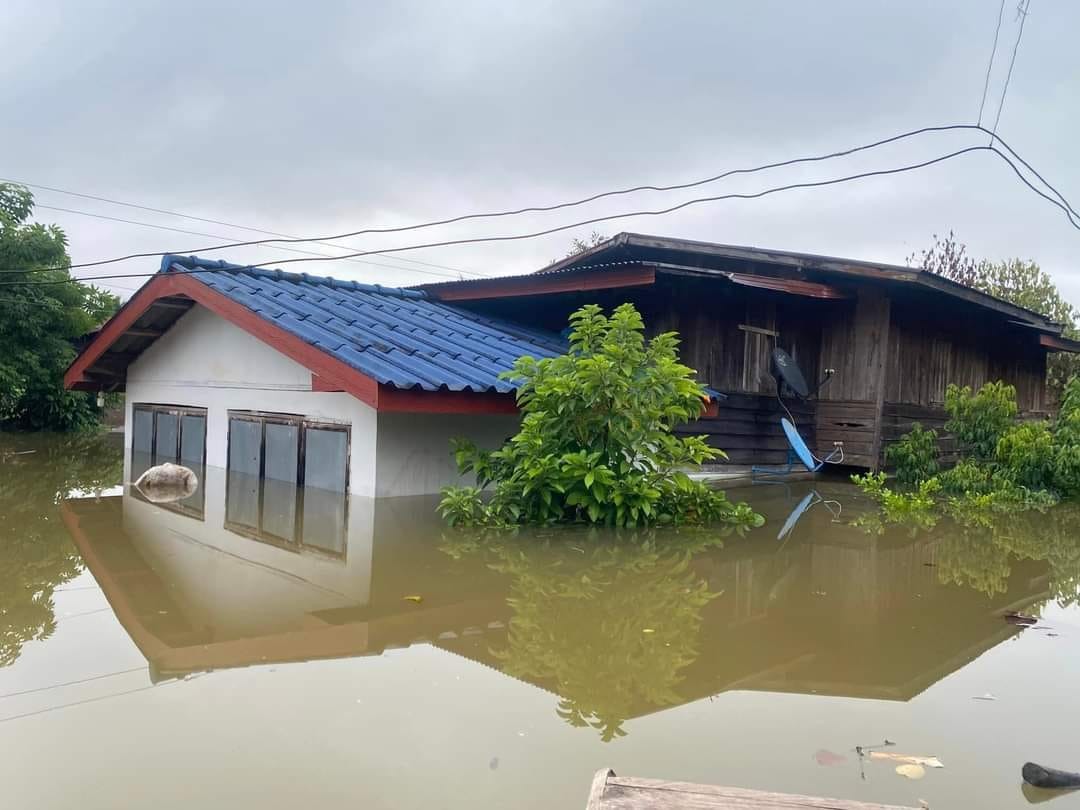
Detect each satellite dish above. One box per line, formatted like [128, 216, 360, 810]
[772, 348, 809, 399]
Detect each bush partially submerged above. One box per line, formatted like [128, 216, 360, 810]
[885, 422, 939, 485]
[857, 378, 1080, 524]
[439, 304, 762, 530]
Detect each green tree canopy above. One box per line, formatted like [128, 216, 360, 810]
[909, 232, 1079, 398]
[0, 183, 119, 430]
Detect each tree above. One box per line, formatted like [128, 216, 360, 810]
[439, 303, 762, 529]
[566, 231, 609, 257]
[0, 183, 120, 430]
[0, 432, 124, 666]
[909, 232, 1080, 402]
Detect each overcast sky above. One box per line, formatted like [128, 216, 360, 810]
[2, 1, 1077, 303]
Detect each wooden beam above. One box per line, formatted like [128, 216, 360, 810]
[122, 328, 164, 338]
[868, 294, 892, 471]
[585, 769, 918, 810]
[423, 265, 655, 301]
[150, 298, 193, 310]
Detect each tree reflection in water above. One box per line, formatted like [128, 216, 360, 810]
[443, 528, 731, 741]
[0, 433, 123, 666]
[854, 498, 1080, 605]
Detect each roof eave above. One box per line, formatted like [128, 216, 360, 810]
[64, 273, 524, 415]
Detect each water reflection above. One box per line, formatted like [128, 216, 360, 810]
[0, 432, 122, 665]
[44, 455, 1080, 742]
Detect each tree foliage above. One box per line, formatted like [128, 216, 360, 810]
[885, 422, 939, 485]
[0, 432, 124, 666]
[0, 182, 120, 430]
[856, 379, 1080, 522]
[944, 381, 1018, 460]
[440, 527, 724, 740]
[439, 303, 762, 530]
[566, 231, 609, 257]
[910, 232, 1080, 400]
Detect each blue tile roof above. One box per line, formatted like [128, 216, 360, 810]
[160, 255, 567, 393]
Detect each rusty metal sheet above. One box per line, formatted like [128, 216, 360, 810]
[723, 272, 851, 299]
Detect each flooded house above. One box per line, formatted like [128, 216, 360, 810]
[65, 233, 1080, 500]
[64, 255, 566, 497]
[422, 232, 1080, 468]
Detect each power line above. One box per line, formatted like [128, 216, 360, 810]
[33, 205, 480, 281]
[4, 124, 989, 277]
[8, 181, 484, 278]
[0, 678, 181, 724]
[977, 0, 1007, 126]
[1, 126, 1075, 293]
[0, 144, 1021, 289]
[992, 0, 1032, 136]
[0, 666, 144, 700]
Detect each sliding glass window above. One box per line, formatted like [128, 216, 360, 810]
[130, 404, 207, 519]
[225, 412, 349, 558]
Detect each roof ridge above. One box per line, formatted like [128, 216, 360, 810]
[158, 253, 426, 299]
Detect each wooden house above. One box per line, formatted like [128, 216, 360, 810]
[422, 232, 1080, 469]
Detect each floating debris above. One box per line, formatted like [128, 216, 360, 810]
[972, 693, 998, 701]
[1004, 611, 1038, 626]
[402, 595, 423, 604]
[869, 752, 944, 769]
[814, 749, 847, 767]
[896, 764, 926, 780]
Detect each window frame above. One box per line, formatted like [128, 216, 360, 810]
[224, 410, 350, 560]
[130, 403, 208, 520]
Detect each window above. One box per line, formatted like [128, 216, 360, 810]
[130, 404, 207, 519]
[225, 411, 349, 558]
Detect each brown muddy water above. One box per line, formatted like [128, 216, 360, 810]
[3, 433, 1080, 809]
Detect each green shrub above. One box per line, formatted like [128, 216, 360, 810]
[995, 421, 1054, 489]
[937, 457, 994, 495]
[885, 422, 939, 485]
[439, 303, 763, 530]
[945, 381, 1018, 459]
[851, 471, 940, 529]
[1051, 377, 1080, 496]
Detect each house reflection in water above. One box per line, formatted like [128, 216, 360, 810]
[61, 475, 1053, 737]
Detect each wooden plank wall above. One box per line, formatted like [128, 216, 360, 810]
[885, 302, 1047, 412]
[879, 402, 960, 468]
[678, 393, 816, 467]
[818, 292, 890, 403]
[815, 400, 878, 468]
[647, 279, 826, 397]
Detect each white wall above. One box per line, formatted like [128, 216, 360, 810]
[124, 304, 518, 497]
[374, 412, 519, 498]
[125, 305, 379, 496]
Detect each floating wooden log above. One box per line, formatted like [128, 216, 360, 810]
[585, 768, 918, 809]
[1023, 762, 1080, 790]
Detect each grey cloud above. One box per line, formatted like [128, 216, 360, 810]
[1, 1, 1077, 301]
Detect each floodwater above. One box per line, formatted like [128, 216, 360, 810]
[3, 434, 1080, 809]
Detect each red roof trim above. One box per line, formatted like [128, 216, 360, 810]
[64, 273, 536, 414]
[65, 273, 380, 407]
[1040, 333, 1080, 354]
[377, 385, 520, 414]
[424, 265, 656, 301]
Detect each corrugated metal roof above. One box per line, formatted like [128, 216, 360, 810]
[161, 255, 567, 393]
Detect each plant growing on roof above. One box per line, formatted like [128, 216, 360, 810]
[438, 303, 763, 529]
